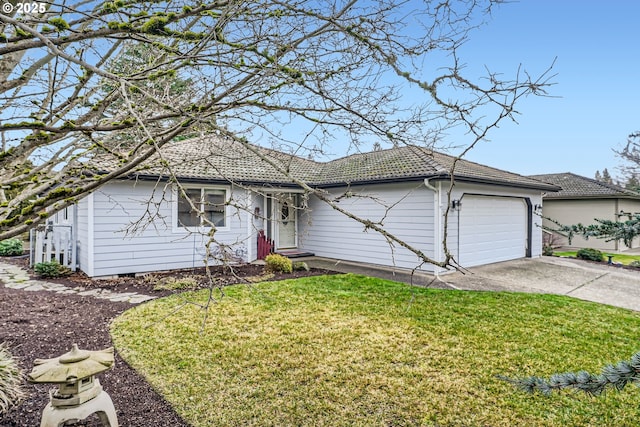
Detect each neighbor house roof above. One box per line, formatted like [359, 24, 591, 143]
[91, 135, 558, 191]
[529, 172, 640, 199]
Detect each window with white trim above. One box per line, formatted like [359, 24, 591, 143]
[177, 187, 227, 228]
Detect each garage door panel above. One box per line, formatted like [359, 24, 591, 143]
[459, 196, 527, 267]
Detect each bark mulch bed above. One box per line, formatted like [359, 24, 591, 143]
[0, 256, 335, 426]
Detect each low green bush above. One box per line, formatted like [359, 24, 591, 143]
[34, 261, 71, 278]
[576, 248, 604, 262]
[0, 343, 24, 415]
[293, 261, 310, 271]
[264, 253, 292, 273]
[629, 260, 640, 268]
[542, 245, 554, 256]
[0, 239, 23, 257]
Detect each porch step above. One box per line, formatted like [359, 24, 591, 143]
[275, 250, 315, 259]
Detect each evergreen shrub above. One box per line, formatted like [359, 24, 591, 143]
[0, 239, 23, 256]
[34, 261, 71, 278]
[576, 248, 604, 262]
[264, 254, 293, 273]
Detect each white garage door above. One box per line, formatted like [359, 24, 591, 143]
[459, 196, 527, 267]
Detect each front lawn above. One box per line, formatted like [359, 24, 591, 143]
[111, 274, 640, 426]
[554, 251, 640, 265]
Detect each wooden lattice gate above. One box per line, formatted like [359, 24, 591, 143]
[30, 223, 77, 271]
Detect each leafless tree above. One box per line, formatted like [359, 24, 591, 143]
[616, 132, 640, 186]
[1, 0, 554, 273]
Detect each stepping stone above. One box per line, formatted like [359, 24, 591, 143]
[23, 283, 46, 291]
[105, 293, 138, 302]
[41, 283, 70, 292]
[128, 295, 156, 304]
[78, 289, 107, 297]
[0, 262, 156, 304]
[5, 282, 33, 290]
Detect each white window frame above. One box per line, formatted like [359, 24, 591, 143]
[172, 185, 230, 233]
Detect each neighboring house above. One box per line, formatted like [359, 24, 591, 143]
[38, 136, 558, 277]
[529, 172, 640, 250]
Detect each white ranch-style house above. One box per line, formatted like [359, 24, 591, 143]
[35, 136, 558, 277]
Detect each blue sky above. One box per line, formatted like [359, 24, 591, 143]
[3, 1, 636, 182]
[449, 0, 639, 180]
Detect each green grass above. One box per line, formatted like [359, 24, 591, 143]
[111, 274, 640, 426]
[554, 251, 640, 265]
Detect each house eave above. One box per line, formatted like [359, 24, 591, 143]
[312, 176, 427, 189]
[118, 173, 304, 189]
[311, 174, 559, 191]
[428, 175, 560, 192]
[108, 170, 558, 192]
[543, 195, 640, 200]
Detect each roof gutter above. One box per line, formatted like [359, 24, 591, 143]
[102, 169, 559, 192]
[114, 173, 303, 189]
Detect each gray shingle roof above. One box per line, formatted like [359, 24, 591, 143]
[529, 172, 640, 199]
[91, 135, 558, 191]
[319, 146, 558, 190]
[91, 136, 319, 185]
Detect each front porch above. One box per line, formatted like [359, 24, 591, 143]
[274, 249, 315, 258]
[256, 229, 314, 260]
[255, 190, 314, 260]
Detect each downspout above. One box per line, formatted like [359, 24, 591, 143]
[424, 178, 442, 276]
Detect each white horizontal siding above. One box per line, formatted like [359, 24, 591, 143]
[79, 178, 545, 276]
[439, 186, 458, 265]
[88, 180, 252, 277]
[300, 182, 436, 271]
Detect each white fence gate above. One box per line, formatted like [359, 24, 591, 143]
[29, 223, 77, 271]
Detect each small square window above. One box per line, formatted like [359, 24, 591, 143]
[177, 188, 226, 228]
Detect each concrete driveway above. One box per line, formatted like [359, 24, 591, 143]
[438, 257, 640, 312]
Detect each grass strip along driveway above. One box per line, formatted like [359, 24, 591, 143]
[554, 251, 640, 265]
[111, 274, 640, 426]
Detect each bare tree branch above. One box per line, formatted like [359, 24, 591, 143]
[1, 0, 554, 281]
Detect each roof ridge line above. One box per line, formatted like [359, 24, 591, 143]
[404, 145, 449, 175]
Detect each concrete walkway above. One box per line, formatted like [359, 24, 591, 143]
[0, 262, 156, 304]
